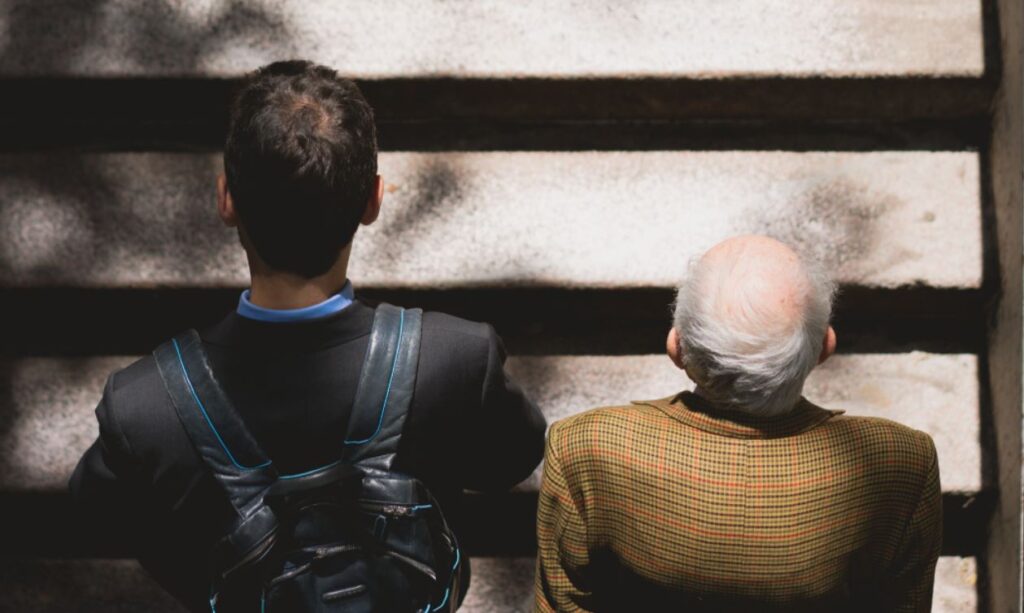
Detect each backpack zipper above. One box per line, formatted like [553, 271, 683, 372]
[221, 528, 277, 579]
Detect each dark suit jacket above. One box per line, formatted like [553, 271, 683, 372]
[70, 299, 546, 612]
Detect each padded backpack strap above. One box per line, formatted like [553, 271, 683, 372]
[153, 329, 275, 519]
[343, 304, 423, 472]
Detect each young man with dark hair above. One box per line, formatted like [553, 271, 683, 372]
[70, 60, 546, 611]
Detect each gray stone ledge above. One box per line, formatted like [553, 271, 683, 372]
[507, 353, 982, 493]
[0, 556, 977, 612]
[0, 152, 982, 289]
[0, 353, 981, 494]
[0, 1, 984, 78]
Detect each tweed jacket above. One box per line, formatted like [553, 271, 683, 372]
[535, 391, 941, 612]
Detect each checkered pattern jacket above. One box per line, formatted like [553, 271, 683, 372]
[535, 391, 942, 612]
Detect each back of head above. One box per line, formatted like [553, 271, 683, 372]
[224, 60, 378, 278]
[673, 236, 835, 417]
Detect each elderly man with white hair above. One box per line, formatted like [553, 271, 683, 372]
[534, 235, 942, 613]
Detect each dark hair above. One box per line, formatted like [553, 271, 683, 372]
[224, 60, 378, 278]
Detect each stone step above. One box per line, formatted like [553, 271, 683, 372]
[0, 353, 981, 496]
[0, 489, 990, 560]
[0, 1, 983, 79]
[0, 83, 994, 153]
[0, 287, 989, 358]
[506, 353, 983, 494]
[0, 556, 979, 612]
[0, 151, 982, 289]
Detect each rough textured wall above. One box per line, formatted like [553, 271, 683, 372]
[0, 151, 983, 288]
[988, 0, 1024, 610]
[0, 0, 984, 77]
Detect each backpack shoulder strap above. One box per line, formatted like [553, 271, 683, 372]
[343, 303, 423, 472]
[153, 329, 275, 518]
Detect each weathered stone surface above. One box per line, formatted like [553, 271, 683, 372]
[0, 353, 980, 493]
[933, 556, 979, 613]
[984, 0, 1024, 609]
[0, 152, 982, 289]
[506, 353, 981, 493]
[0, 558, 185, 613]
[0, 1, 983, 78]
[0, 556, 977, 612]
[0, 358, 126, 492]
[460, 557, 536, 612]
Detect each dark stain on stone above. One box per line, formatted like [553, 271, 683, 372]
[0, 0, 294, 285]
[382, 157, 463, 239]
[120, 0, 293, 72]
[0, 0, 291, 74]
[749, 177, 899, 277]
[0, 361, 15, 491]
[0, 154, 237, 284]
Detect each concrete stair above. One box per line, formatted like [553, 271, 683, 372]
[0, 353, 983, 494]
[0, 0, 984, 78]
[0, 353, 991, 611]
[0, 152, 981, 289]
[0, 1, 1008, 611]
[0, 557, 980, 613]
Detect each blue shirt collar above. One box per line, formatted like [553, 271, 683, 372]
[237, 280, 355, 323]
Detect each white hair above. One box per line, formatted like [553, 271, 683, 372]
[672, 246, 836, 417]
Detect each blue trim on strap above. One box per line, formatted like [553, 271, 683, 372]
[430, 588, 451, 612]
[276, 459, 343, 481]
[172, 338, 272, 471]
[344, 309, 405, 445]
[237, 281, 354, 323]
[428, 547, 460, 612]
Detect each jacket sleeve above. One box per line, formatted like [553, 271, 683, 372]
[535, 421, 592, 612]
[459, 325, 547, 491]
[887, 438, 943, 613]
[68, 373, 147, 554]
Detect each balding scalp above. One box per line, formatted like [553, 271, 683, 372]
[673, 236, 836, 416]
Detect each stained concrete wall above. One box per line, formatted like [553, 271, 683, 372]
[987, 0, 1024, 610]
[0, 0, 983, 78]
[0, 354, 987, 612]
[0, 557, 981, 613]
[0, 353, 982, 494]
[0, 152, 983, 289]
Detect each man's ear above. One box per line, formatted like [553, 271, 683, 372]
[217, 173, 239, 227]
[361, 175, 384, 226]
[666, 327, 686, 370]
[818, 325, 837, 365]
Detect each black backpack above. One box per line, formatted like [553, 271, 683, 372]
[153, 304, 462, 612]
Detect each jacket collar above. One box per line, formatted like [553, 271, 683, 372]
[237, 280, 355, 323]
[636, 391, 842, 439]
[202, 297, 375, 353]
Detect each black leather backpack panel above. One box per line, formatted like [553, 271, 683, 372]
[154, 305, 460, 613]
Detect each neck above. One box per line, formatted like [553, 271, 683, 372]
[247, 245, 352, 310]
[692, 386, 715, 404]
